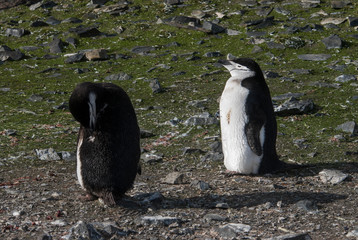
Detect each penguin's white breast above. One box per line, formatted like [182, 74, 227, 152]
[219, 78, 262, 174]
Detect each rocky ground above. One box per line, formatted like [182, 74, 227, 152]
[1, 0, 358, 239]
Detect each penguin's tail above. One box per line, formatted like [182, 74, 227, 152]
[100, 191, 117, 207]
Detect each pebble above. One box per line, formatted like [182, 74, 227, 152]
[85, 49, 108, 61]
[336, 121, 358, 135]
[298, 54, 331, 61]
[141, 153, 163, 163]
[161, 172, 185, 184]
[141, 215, 181, 226]
[149, 79, 163, 93]
[296, 200, 318, 213]
[335, 74, 356, 83]
[204, 213, 227, 222]
[104, 72, 132, 81]
[319, 169, 348, 184]
[35, 148, 61, 161]
[190, 180, 210, 190]
[322, 34, 342, 49]
[263, 233, 312, 240]
[214, 223, 251, 238]
[184, 112, 218, 126]
[274, 97, 315, 116]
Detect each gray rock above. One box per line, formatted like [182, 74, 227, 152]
[0, 45, 12, 52]
[91, 221, 129, 237]
[203, 51, 223, 57]
[263, 233, 312, 240]
[85, 49, 108, 61]
[285, 37, 306, 49]
[4, 129, 17, 136]
[335, 74, 356, 83]
[30, 21, 48, 28]
[204, 214, 227, 222]
[70, 26, 102, 38]
[140, 129, 155, 138]
[49, 38, 64, 54]
[265, 71, 280, 78]
[46, 16, 61, 25]
[214, 223, 251, 238]
[346, 228, 358, 238]
[21, 46, 40, 51]
[267, 42, 285, 49]
[190, 180, 210, 190]
[63, 221, 103, 240]
[348, 17, 358, 27]
[58, 151, 74, 161]
[65, 53, 85, 64]
[210, 141, 222, 153]
[62, 17, 83, 24]
[322, 34, 342, 49]
[226, 29, 240, 36]
[336, 121, 358, 135]
[141, 215, 181, 226]
[298, 54, 331, 61]
[29, 1, 43, 10]
[65, 37, 78, 48]
[35, 148, 61, 161]
[188, 99, 208, 109]
[290, 69, 311, 75]
[27, 94, 43, 102]
[296, 200, 318, 212]
[202, 21, 226, 34]
[104, 73, 132, 81]
[272, 92, 305, 101]
[201, 151, 223, 161]
[215, 202, 229, 209]
[131, 46, 156, 55]
[0, 49, 25, 61]
[149, 79, 163, 93]
[165, 0, 184, 5]
[293, 139, 309, 149]
[161, 172, 185, 184]
[331, 1, 349, 9]
[91, 0, 109, 5]
[319, 169, 349, 184]
[184, 112, 218, 126]
[141, 153, 163, 163]
[0, 87, 10, 92]
[274, 97, 315, 116]
[182, 147, 205, 155]
[5, 28, 29, 37]
[134, 192, 164, 205]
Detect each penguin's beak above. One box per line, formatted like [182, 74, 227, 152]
[218, 59, 235, 72]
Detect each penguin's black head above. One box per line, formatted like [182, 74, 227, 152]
[219, 58, 264, 80]
[69, 82, 108, 130]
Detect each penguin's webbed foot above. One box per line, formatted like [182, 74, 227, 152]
[79, 192, 98, 202]
[224, 170, 243, 177]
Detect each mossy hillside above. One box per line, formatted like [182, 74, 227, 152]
[0, 1, 357, 167]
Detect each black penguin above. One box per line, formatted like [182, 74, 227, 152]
[69, 82, 141, 206]
[219, 58, 285, 174]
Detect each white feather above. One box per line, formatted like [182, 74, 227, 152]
[76, 133, 85, 189]
[220, 74, 264, 174]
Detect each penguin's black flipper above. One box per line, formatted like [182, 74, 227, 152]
[245, 103, 266, 156]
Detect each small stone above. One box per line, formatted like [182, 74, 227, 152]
[91, 0, 109, 5]
[70, 26, 102, 38]
[105, 73, 131, 81]
[49, 38, 64, 54]
[265, 71, 280, 78]
[141, 216, 181, 226]
[201, 152, 223, 161]
[274, 97, 315, 116]
[322, 34, 342, 49]
[267, 42, 285, 49]
[141, 153, 163, 163]
[182, 147, 205, 155]
[63, 221, 102, 239]
[5, 28, 29, 37]
[140, 129, 155, 138]
[184, 112, 218, 126]
[31, 21, 49, 27]
[331, 1, 349, 9]
[64, 53, 85, 64]
[51, 220, 67, 227]
[62, 17, 83, 24]
[321, 17, 346, 25]
[134, 192, 164, 205]
[46, 16, 61, 25]
[336, 121, 358, 135]
[215, 202, 229, 209]
[204, 214, 227, 222]
[202, 21, 226, 34]
[4, 129, 17, 136]
[319, 169, 348, 184]
[335, 74, 356, 83]
[298, 54, 331, 61]
[161, 172, 185, 184]
[0, 49, 25, 61]
[203, 51, 223, 57]
[296, 200, 318, 212]
[190, 180, 210, 190]
[27, 94, 43, 102]
[149, 79, 163, 93]
[35, 148, 61, 161]
[85, 49, 108, 61]
[214, 223, 251, 238]
[131, 46, 156, 55]
[263, 233, 312, 240]
[346, 228, 358, 238]
[348, 17, 358, 27]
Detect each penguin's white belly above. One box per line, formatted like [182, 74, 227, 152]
[220, 80, 263, 174]
[76, 134, 85, 189]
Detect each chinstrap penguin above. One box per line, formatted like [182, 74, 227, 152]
[219, 57, 284, 174]
[69, 82, 141, 206]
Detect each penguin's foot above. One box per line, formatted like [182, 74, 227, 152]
[79, 192, 98, 202]
[224, 170, 243, 177]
